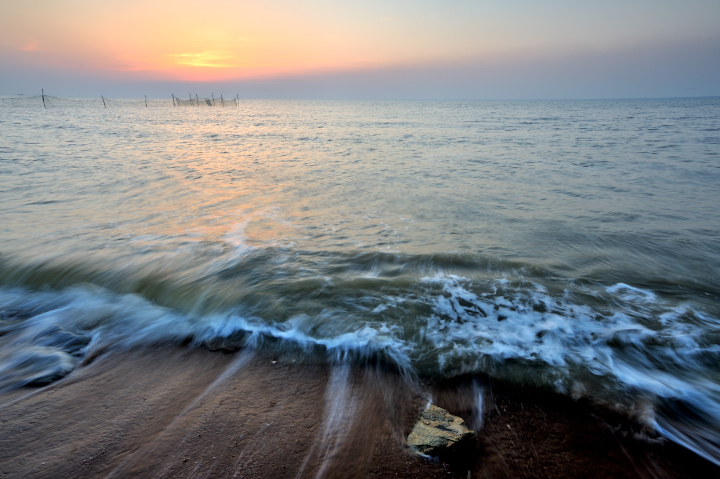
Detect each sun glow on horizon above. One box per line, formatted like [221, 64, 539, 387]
[170, 52, 239, 69]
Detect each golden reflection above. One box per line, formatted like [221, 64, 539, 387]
[156, 117, 300, 247]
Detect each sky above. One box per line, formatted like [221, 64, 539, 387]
[1, 0, 719, 99]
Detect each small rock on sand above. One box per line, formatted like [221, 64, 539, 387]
[407, 404, 476, 458]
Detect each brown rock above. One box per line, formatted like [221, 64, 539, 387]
[407, 404, 476, 458]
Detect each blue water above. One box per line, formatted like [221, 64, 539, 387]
[1, 96, 720, 463]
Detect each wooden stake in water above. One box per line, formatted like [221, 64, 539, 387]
[212, 93, 215, 106]
[172, 94, 176, 107]
[220, 94, 224, 107]
[145, 95, 148, 108]
[41, 89, 46, 109]
[102, 96, 106, 108]
[196, 94, 199, 106]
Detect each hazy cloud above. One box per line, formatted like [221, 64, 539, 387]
[19, 41, 38, 52]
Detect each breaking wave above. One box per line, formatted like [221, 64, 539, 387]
[1, 250, 719, 464]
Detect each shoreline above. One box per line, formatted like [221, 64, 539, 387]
[0, 345, 718, 478]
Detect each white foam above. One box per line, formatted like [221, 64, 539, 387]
[421, 275, 605, 371]
[0, 284, 414, 392]
[606, 283, 657, 303]
[419, 274, 720, 464]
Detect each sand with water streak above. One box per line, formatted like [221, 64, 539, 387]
[1, 345, 717, 478]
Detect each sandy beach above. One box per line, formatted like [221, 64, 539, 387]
[1, 345, 717, 478]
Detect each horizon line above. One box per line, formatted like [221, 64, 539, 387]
[2, 93, 718, 102]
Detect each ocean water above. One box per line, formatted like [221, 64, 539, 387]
[1, 97, 719, 463]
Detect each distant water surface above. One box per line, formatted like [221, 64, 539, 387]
[1, 97, 719, 463]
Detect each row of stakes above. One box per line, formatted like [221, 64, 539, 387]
[171, 93, 240, 107]
[39, 89, 239, 108]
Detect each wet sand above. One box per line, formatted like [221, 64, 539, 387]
[0, 346, 717, 478]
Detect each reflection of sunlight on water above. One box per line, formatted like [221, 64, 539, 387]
[180, 208, 298, 254]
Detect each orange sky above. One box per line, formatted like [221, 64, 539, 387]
[4, 0, 471, 81]
[2, 0, 719, 90]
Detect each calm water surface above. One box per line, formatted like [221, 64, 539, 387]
[1, 97, 719, 462]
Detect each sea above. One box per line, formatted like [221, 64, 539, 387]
[1, 96, 719, 464]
